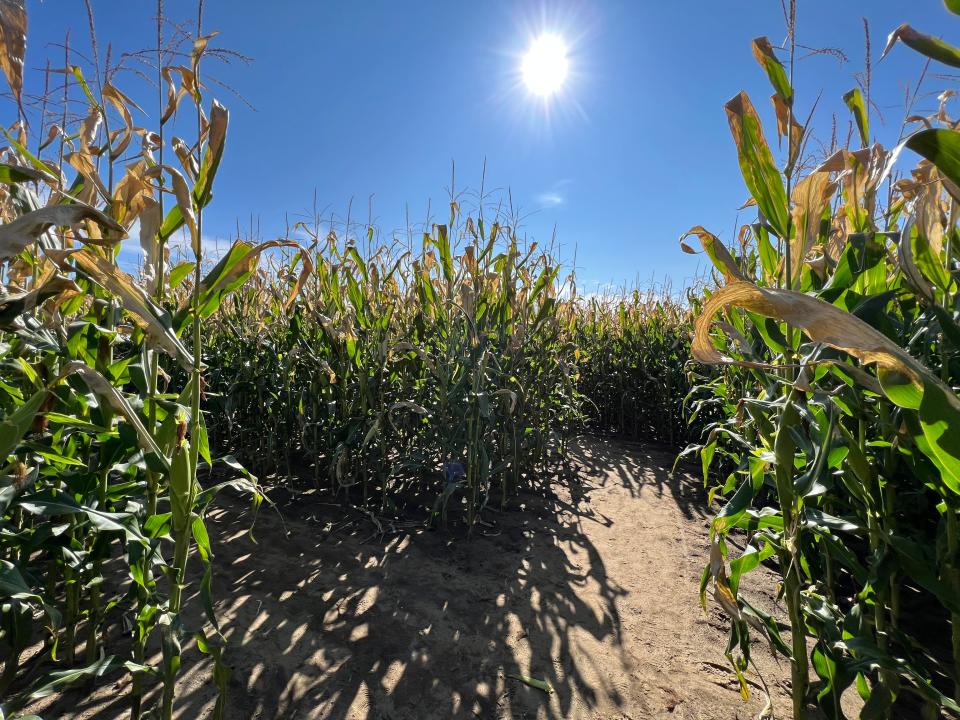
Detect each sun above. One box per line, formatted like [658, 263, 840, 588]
[521, 34, 569, 97]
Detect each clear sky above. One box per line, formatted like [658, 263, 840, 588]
[22, 1, 955, 292]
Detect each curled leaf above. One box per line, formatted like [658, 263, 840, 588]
[771, 92, 802, 169]
[138, 197, 164, 295]
[882, 24, 960, 68]
[903, 128, 960, 194]
[681, 226, 747, 282]
[789, 171, 836, 282]
[174, 239, 310, 331]
[165, 165, 198, 253]
[0, 204, 123, 260]
[102, 83, 138, 160]
[159, 102, 228, 243]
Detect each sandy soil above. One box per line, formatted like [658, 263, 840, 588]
[27, 437, 798, 720]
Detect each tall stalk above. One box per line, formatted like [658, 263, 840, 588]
[161, 4, 205, 717]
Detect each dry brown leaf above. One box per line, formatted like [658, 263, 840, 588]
[191, 32, 218, 74]
[0, 0, 25, 110]
[198, 100, 227, 188]
[112, 161, 159, 229]
[910, 164, 946, 254]
[164, 165, 198, 253]
[771, 93, 802, 167]
[66, 150, 109, 205]
[47, 248, 195, 370]
[102, 83, 137, 159]
[0, 204, 123, 260]
[161, 66, 194, 124]
[814, 146, 890, 237]
[138, 197, 163, 295]
[692, 281, 950, 405]
[39, 122, 62, 151]
[790, 172, 836, 282]
[171, 137, 198, 182]
[79, 106, 101, 149]
[0, 274, 79, 328]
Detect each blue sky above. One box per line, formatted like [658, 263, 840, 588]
[23, 1, 956, 292]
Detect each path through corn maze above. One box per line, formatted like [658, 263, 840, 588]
[29, 438, 799, 720]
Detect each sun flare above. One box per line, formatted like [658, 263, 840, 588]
[521, 34, 569, 97]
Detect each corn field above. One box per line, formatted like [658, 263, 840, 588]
[2, 0, 960, 719]
[198, 215, 585, 526]
[574, 286, 694, 446]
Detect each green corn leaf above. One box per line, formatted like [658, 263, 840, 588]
[2, 129, 59, 180]
[195, 629, 230, 719]
[0, 560, 40, 601]
[9, 656, 154, 709]
[18, 494, 147, 543]
[843, 88, 869, 147]
[433, 224, 454, 285]
[882, 24, 960, 68]
[173, 239, 306, 332]
[930, 306, 960, 350]
[729, 539, 774, 595]
[168, 261, 196, 288]
[199, 563, 220, 633]
[695, 281, 960, 495]
[887, 535, 960, 615]
[751, 37, 792, 104]
[0, 162, 47, 184]
[0, 387, 49, 459]
[903, 127, 960, 194]
[192, 513, 212, 563]
[714, 457, 764, 533]
[909, 225, 952, 293]
[60, 362, 170, 473]
[724, 92, 790, 239]
[196, 408, 212, 467]
[49, 249, 195, 371]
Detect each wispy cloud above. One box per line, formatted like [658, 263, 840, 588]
[536, 192, 565, 207]
[535, 179, 573, 209]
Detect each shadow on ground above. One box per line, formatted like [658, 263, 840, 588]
[33, 437, 765, 720]
[573, 435, 710, 521]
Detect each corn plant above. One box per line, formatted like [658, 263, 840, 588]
[199, 204, 584, 529]
[685, 8, 960, 718]
[0, 3, 281, 717]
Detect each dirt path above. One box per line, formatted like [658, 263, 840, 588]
[33, 437, 793, 719]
